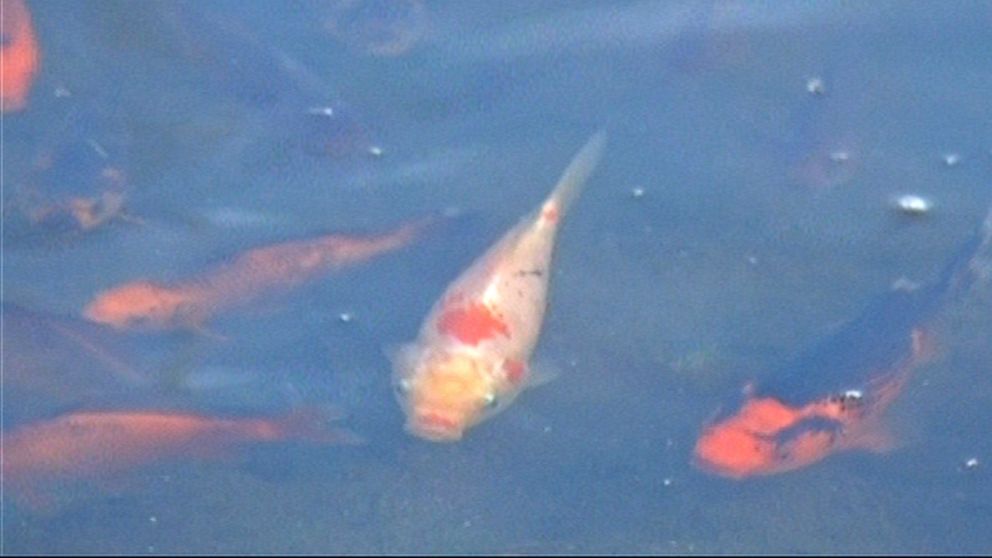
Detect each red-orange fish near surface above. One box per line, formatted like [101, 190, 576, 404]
[2, 408, 356, 512]
[83, 218, 432, 331]
[391, 133, 605, 442]
[1, 0, 40, 112]
[694, 204, 992, 478]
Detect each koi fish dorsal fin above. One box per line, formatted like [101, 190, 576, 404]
[545, 131, 607, 218]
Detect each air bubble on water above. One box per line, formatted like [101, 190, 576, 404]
[806, 77, 826, 95]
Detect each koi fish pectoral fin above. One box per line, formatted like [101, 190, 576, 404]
[524, 360, 560, 390]
[384, 342, 422, 373]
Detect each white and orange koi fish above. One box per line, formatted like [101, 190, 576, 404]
[392, 133, 605, 441]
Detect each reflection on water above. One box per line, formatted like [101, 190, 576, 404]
[3, 0, 991, 554]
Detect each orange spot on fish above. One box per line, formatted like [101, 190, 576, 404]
[1, 0, 40, 113]
[540, 204, 559, 223]
[437, 302, 510, 345]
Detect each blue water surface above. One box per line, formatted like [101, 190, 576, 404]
[3, 0, 991, 554]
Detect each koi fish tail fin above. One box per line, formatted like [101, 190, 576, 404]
[544, 130, 607, 218]
[274, 407, 364, 446]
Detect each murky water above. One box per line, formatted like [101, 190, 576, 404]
[3, 1, 991, 554]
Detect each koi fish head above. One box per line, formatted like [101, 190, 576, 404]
[83, 281, 189, 330]
[693, 390, 891, 478]
[392, 348, 503, 442]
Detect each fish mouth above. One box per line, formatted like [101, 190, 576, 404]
[406, 412, 465, 442]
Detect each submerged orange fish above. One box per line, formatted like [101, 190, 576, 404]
[2, 408, 355, 512]
[84, 218, 431, 331]
[694, 204, 992, 478]
[391, 133, 605, 442]
[1, 0, 40, 112]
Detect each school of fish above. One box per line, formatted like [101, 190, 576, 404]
[4, 1, 991, 527]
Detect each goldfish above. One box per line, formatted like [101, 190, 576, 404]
[84, 218, 432, 331]
[694, 203, 992, 478]
[391, 133, 605, 442]
[1, 0, 40, 112]
[158, 2, 382, 159]
[2, 408, 356, 512]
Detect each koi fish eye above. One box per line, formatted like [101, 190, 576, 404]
[482, 392, 498, 410]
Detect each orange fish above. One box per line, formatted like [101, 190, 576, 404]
[84, 218, 431, 331]
[1, 0, 40, 113]
[391, 133, 605, 441]
[694, 204, 992, 478]
[2, 408, 356, 512]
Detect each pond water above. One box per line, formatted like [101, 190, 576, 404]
[3, 0, 991, 554]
